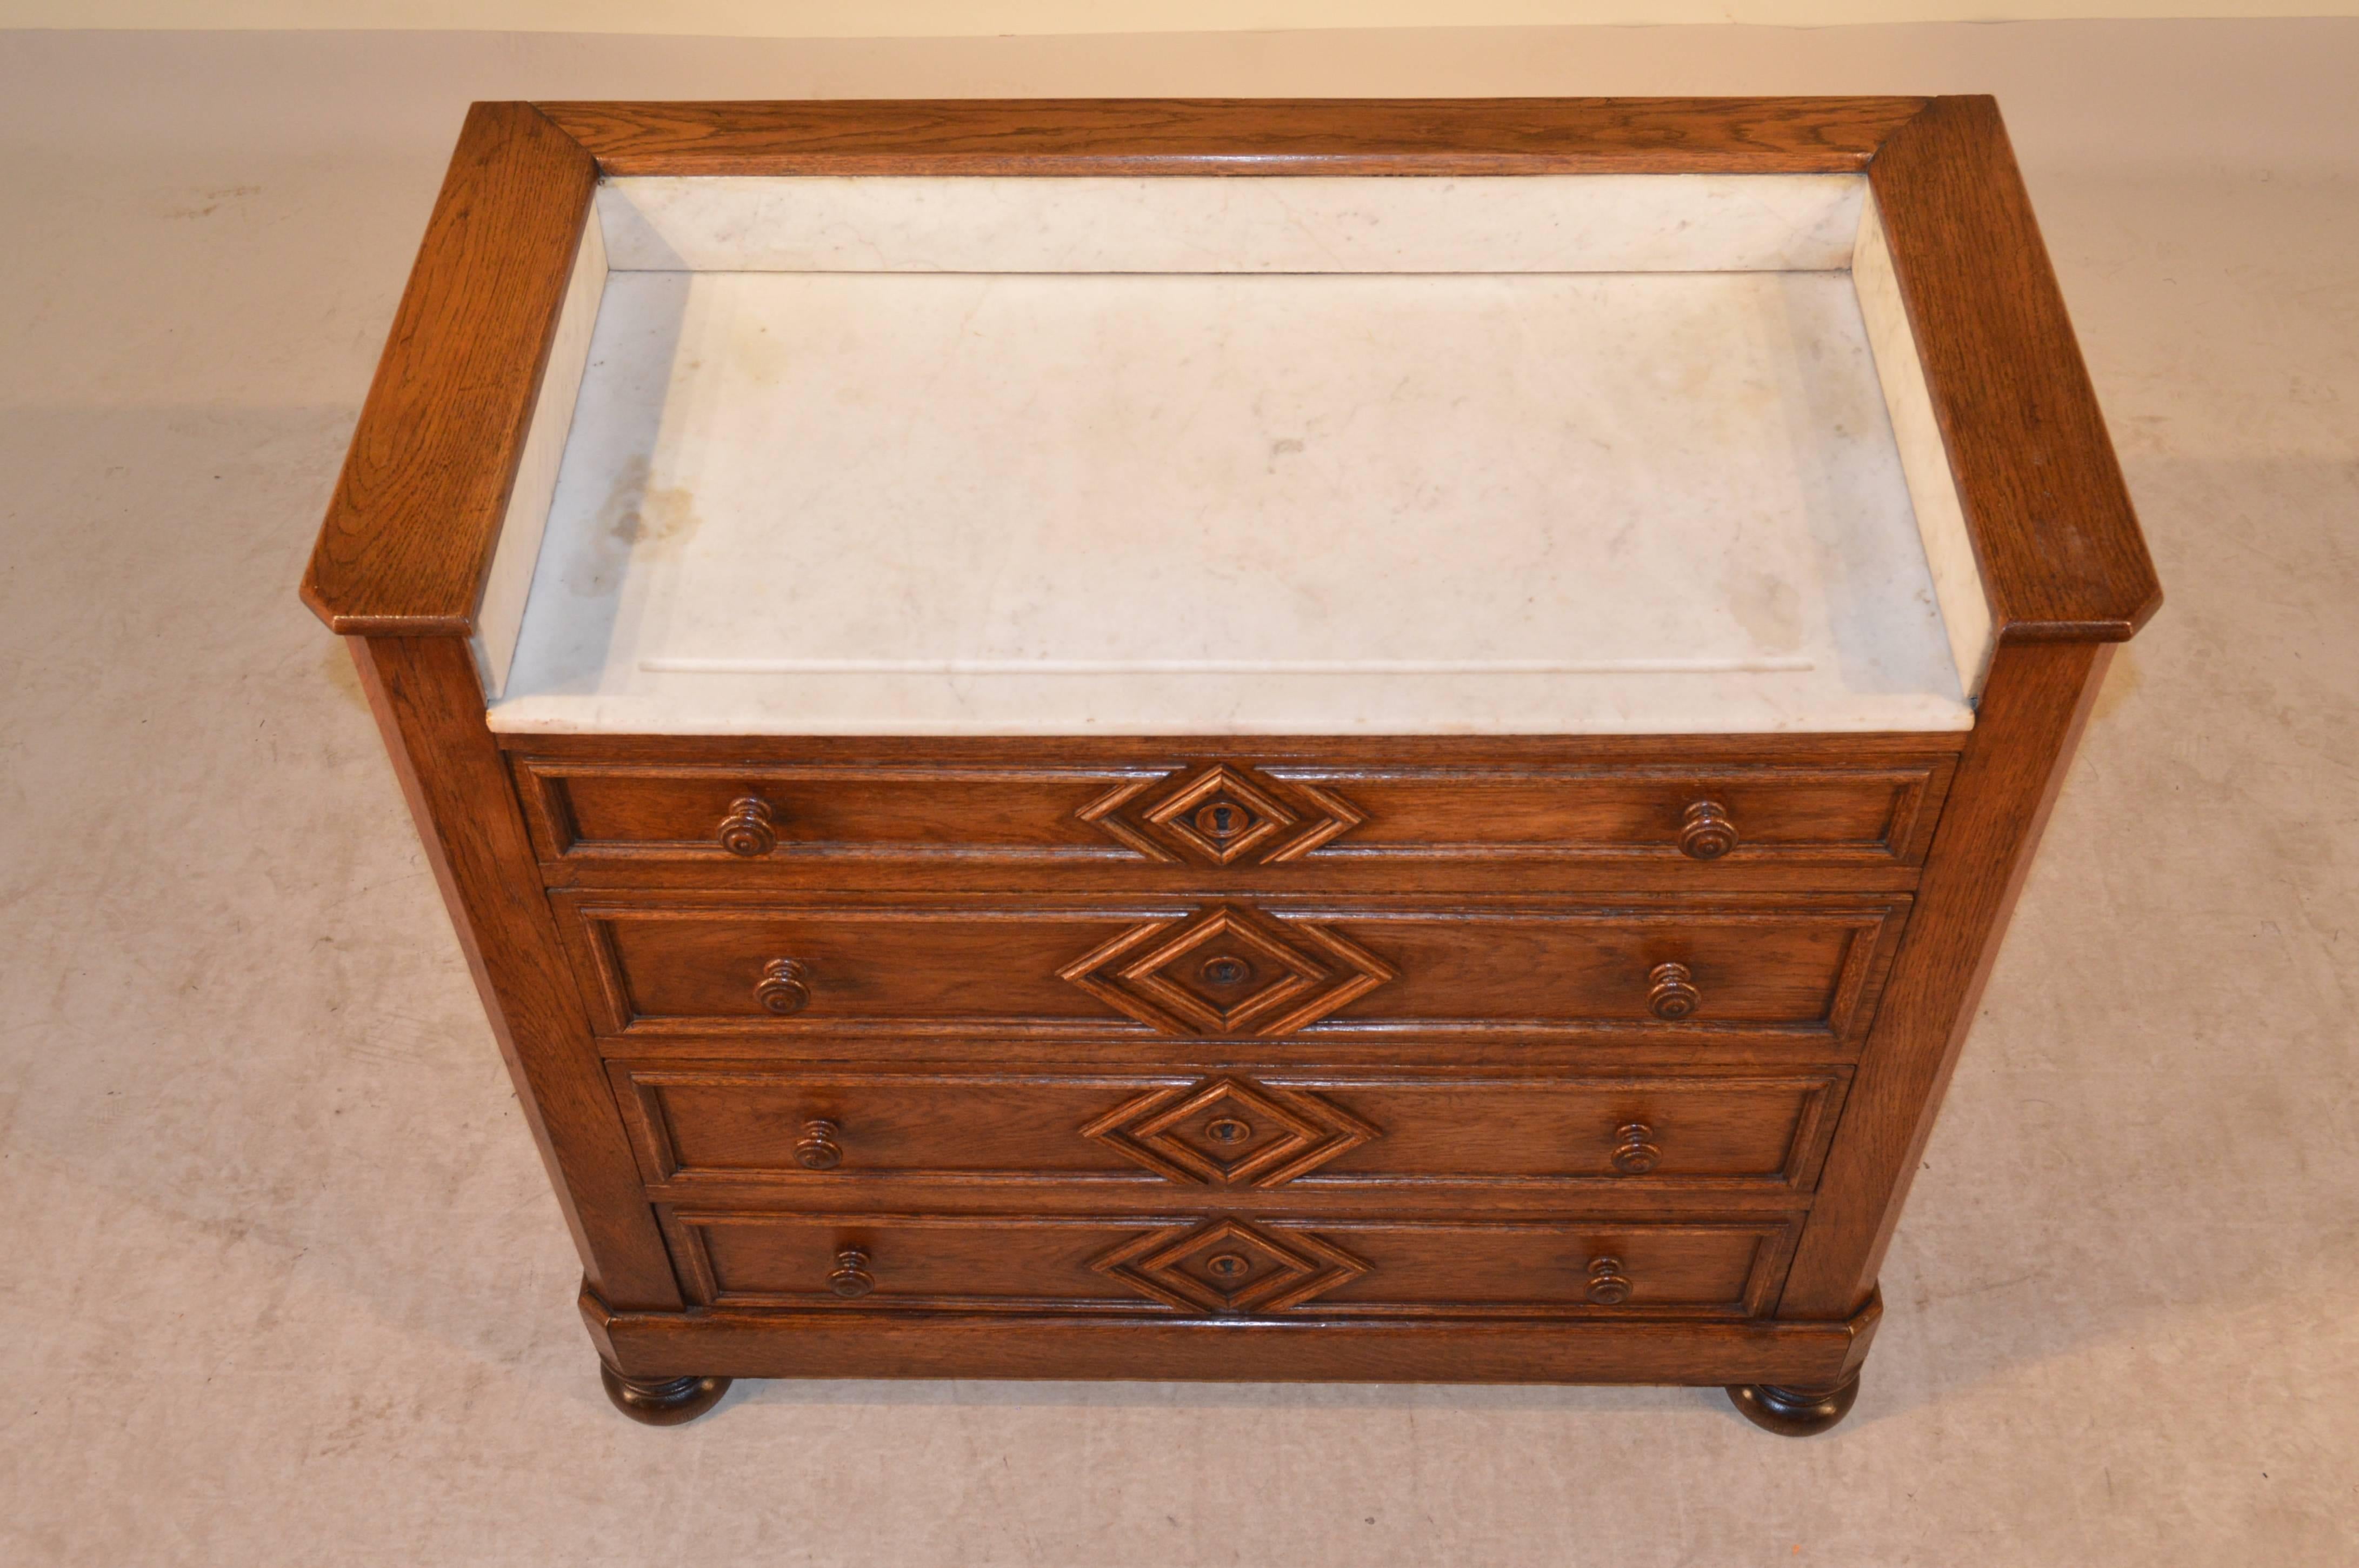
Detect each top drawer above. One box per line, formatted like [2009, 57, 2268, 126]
[511, 751, 1955, 886]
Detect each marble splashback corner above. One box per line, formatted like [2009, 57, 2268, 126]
[1852, 190, 1995, 700]
[595, 174, 1868, 275]
[471, 211, 608, 700]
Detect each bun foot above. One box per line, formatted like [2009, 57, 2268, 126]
[1725, 1372, 1861, 1436]
[599, 1362, 732, 1426]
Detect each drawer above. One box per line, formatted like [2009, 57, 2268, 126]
[659, 1209, 1795, 1318]
[611, 1065, 1848, 1194]
[512, 753, 1954, 877]
[555, 893, 1907, 1042]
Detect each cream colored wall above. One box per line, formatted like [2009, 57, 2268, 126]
[3, 1, 2354, 33]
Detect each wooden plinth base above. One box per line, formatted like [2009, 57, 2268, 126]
[580, 1287, 1880, 1405]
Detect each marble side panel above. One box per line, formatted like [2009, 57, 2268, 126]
[494, 266, 1969, 735]
[595, 174, 1867, 274]
[471, 212, 607, 698]
[1852, 191, 1995, 699]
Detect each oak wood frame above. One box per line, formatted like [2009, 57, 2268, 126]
[306, 98, 2156, 1398]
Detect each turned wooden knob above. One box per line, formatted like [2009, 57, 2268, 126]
[1610, 1122, 1662, 1175]
[1647, 961, 1701, 1020]
[1586, 1256, 1634, 1306]
[755, 958, 811, 1015]
[829, 1246, 874, 1298]
[795, 1118, 843, 1170]
[1678, 799, 1738, 860]
[717, 795, 777, 857]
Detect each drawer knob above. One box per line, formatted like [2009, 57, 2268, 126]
[717, 796, 777, 858]
[1647, 961, 1701, 1020]
[1586, 1256, 1634, 1306]
[755, 958, 811, 1015]
[795, 1118, 843, 1170]
[828, 1246, 874, 1298]
[1611, 1123, 1662, 1175]
[1678, 800, 1738, 860]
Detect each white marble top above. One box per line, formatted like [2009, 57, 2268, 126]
[488, 178, 1975, 737]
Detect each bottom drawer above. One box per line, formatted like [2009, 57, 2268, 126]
[659, 1209, 1794, 1319]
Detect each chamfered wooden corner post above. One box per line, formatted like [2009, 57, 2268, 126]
[1773, 639, 2112, 1320]
[349, 635, 684, 1314]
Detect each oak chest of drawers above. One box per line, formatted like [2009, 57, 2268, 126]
[304, 96, 2158, 1432]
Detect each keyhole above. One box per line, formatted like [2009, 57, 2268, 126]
[1205, 1117, 1252, 1145]
[1194, 800, 1249, 840]
[1200, 955, 1254, 987]
[1204, 1252, 1251, 1279]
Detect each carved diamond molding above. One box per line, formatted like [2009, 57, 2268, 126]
[1092, 1217, 1369, 1315]
[1058, 902, 1395, 1036]
[1083, 1075, 1380, 1187]
[1078, 765, 1363, 866]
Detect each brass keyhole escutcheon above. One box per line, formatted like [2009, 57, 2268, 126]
[1204, 1252, 1251, 1280]
[1194, 801, 1250, 841]
[1200, 954, 1255, 988]
[1205, 1117, 1253, 1145]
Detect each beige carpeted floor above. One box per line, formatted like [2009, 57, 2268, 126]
[2, 19, 2355, 1566]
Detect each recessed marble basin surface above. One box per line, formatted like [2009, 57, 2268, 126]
[487, 175, 1987, 736]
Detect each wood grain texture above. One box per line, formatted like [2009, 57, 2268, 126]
[1870, 97, 2162, 642]
[350, 636, 682, 1310]
[302, 104, 596, 635]
[657, 1209, 1790, 1318]
[606, 1063, 1846, 1197]
[549, 892, 1905, 1043]
[509, 735, 1958, 898]
[535, 96, 1929, 177]
[583, 1284, 1882, 1386]
[1777, 641, 2110, 1316]
[513, 755, 1953, 876]
[594, 1027, 1861, 1076]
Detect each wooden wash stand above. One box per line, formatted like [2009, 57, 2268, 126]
[303, 98, 2160, 1432]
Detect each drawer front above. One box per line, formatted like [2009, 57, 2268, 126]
[514, 755, 1952, 874]
[659, 1208, 1792, 1318]
[1257, 764, 1950, 867]
[612, 1065, 1846, 1194]
[519, 762, 1184, 865]
[556, 895, 1906, 1042]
